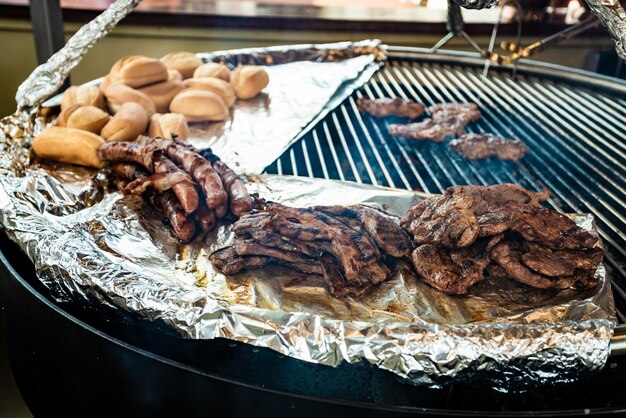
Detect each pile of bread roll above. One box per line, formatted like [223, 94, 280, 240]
[32, 52, 270, 169]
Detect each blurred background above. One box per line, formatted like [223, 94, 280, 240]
[0, 0, 620, 117]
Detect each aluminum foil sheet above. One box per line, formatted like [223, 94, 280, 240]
[0, 156, 616, 389]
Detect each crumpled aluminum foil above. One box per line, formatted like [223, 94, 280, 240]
[0, 167, 616, 389]
[0, 0, 616, 389]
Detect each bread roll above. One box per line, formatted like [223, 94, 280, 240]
[231, 66, 269, 100]
[161, 51, 202, 79]
[109, 55, 168, 88]
[99, 76, 111, 94]
[61, 85, 105, 110]
[182, 77, 236, 107]
[169, 90, 228, 122]
[148, 113, 189, 140]
[57, 104, 111, 134]
[193, 63, 231, 81]
[103, 83, 156, 116]
[168, 69, 183, 82]
[32, 126, 104, 168]
[101, 102, 149, 142]
[138, 78, 184, 113]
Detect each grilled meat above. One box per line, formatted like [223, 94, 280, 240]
[210, 204, 407, 298]
[400, 194, 479, 248]
[411, 239, 491, 295]
[489, 239, 598, 289]
[388, 103, 482, 142]
[521, 242, 603, 277]
[110, 162, 196, 242]
[449, 133, 529, 161]
[315, 205, 412, 257]
[402, 184, 602, 293]
[357, 97, 425, 119]
[199, 148, 253, 217]
[209, 247, 271, 275]
[428, 103, 481, 125]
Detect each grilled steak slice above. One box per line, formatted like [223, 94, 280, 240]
[209, 247, 271, 275]
[410, 240, 491, 295]
[267, 203, 381, 282]
[521, 242, 603, 277]
[315, 205, 412, 258]
[321, 258, 373, 298]
[234, 239, 314, 265]
[388, 120, 460, 143]
[489, 239, 597, 289]
[400, 194, 479, 248]
[428, 103, 481, 125]
[447, 184, 549, 213]
[449, 133, 529, 161]
[357, 97, 425, 119]
[388, 103, 481, 142]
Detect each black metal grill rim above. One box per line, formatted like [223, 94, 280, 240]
[265, 48, 626, 330]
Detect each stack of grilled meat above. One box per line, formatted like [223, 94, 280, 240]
[210, 203, 412, 297]
[99, 136, 252, 242]
[401, 184, 603, 294]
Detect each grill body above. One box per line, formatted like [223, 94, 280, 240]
[2, 48, 626, 417]
[266, 48, 626, 327]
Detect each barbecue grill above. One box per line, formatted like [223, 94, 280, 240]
[1, 45, 626, 417]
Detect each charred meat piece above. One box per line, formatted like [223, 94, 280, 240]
[210, 203, 403, 298]
[449, 133, 529, 161]
[100, 141, 200, 214]
[388, 103, 481, 142]
[400, 194, 479, 248]
[489, 239, 597, 289]
[209, 247, 271, 275]
[521, 242, 603, 277]
[428, 103, 481, 125]
[199, 149, 253, 217]
[410, 239, 491, 295]
[388, 120, 461, 143]
[315, 205, 412, 257]
[447, 184, 549, 214]
[321, 258, 373, 298]
[110, 162, 196, 242]
[357, 97, 425, 119]
[142, 137, 227, 210]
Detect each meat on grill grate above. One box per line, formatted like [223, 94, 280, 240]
[210, 203, 411, 298]
[402, 184, 602, 293]
[449, 133, 529, 161]
[388, 103, 481, 142]
[357, 97, 425, 119]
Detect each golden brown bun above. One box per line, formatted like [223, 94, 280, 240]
[103, 83, 156, 116]
[61, 85, 105, 110]
[169, 90, 228, 122]
[231, 66, 269, 100]
[148, 113, 189, 140]
[57, 104, 111, 134]
[32, 126, 104, 168]
[99, 76, 111, 94]
[168, 69, 183, 83]
[192, 63, 231, 81]
[182, 77, 236, 107]
[137, 78, 184, 113]
[101, 102, 149, 142]
[161, 52, 202, 79]
[108, 55, 168, 88]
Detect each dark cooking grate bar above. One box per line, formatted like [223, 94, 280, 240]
[266, 58, 626, 323]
